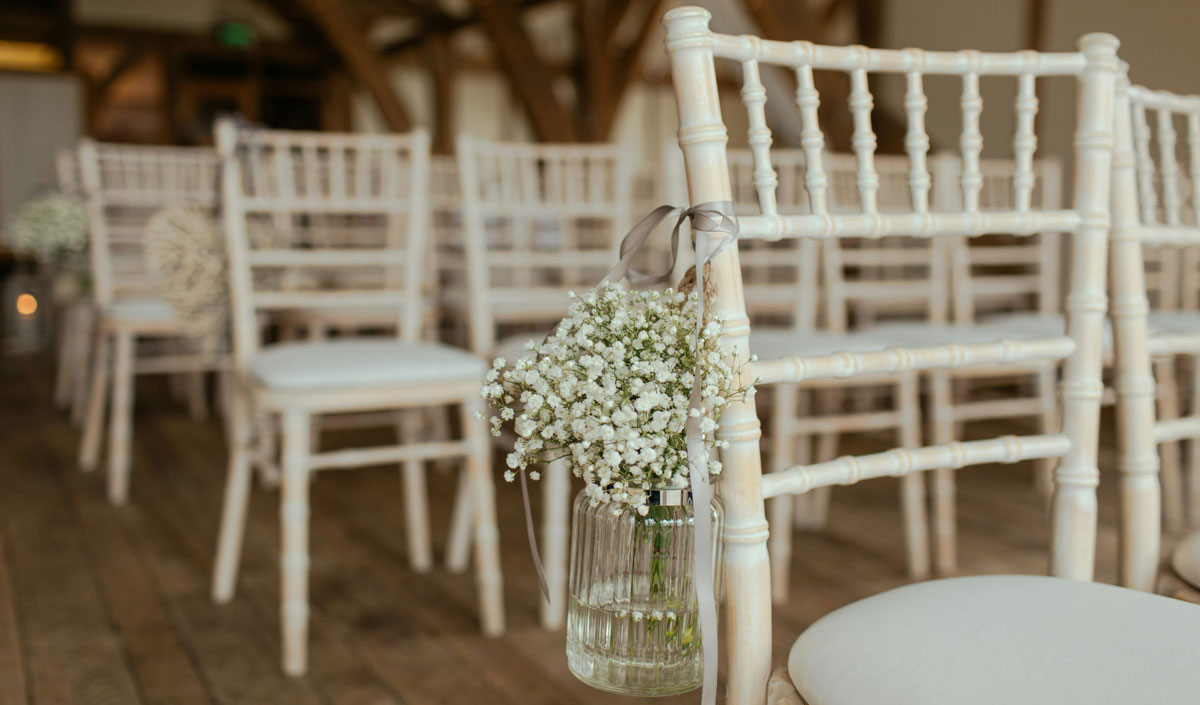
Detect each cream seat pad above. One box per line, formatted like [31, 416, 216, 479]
[493, 330, 554, 365]
[107, 296, 178, 325]
[750, 327, 901, 361]
[789, 575, 1200, 705]
[251, 339, 485, 391]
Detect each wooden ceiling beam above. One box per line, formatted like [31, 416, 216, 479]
[577, 0, 614, 141]
[294, 0, 413, 132]
[472, 0, 579, 142]
[596, 0, 659, 139]
[426, 33, 456, 154]
[380, 0, 558, 56]
[93, 44, 149, 98]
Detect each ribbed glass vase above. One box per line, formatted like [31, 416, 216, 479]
[565, 487, 723, 696]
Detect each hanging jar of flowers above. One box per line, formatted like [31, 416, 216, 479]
[482, 279, 752, 696]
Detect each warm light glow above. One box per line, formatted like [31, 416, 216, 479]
[15, 293, 38, 317]
[0, 41, 62, 72]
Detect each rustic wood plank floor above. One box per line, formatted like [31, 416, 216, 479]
[1, 354, 1195, 705]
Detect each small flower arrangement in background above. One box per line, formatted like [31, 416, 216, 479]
[8, 193, 88, 264]
[481, 280, 755, 515]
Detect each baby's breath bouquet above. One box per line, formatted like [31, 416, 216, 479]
[482, 280, 753, 514]
[8, 193, 88, 264]
[483, 278, 753, 695]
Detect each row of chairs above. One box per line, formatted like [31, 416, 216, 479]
[658, 6, 1200, 704]
[48, 23, 1200, 687]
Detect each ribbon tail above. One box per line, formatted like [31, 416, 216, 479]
[519, 467, 551, 600]
[689, 228, 719, 705]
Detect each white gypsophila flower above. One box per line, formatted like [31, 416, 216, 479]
[8, 193, 88, 264]
[481, 281, 754, 513]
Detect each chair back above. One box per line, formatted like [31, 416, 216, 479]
[662, 8, 1120, 703]
[456, 136, 633, 354]
[77, 140, 220, 308]
[1123, 84, 1200, 309]
[726, 150, 933, 329]
[934, 156, 1064, 322]
[215, 120, 432, 366]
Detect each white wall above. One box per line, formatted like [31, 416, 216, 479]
[73, 0, 288, 39]
[0, 73, 83, 234]
[876, 0, 1200, 170]
[352, 68, 534, 142]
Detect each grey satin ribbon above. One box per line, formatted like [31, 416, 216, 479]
[518, 201, 737, 705]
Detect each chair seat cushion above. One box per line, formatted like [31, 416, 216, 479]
[493, 331, 552, 365]
[876, 313, 1116, 357]
[750, 327, 899, 361]
[250, 339, 485, 392]
[1147, 309, 1200, 334]
[106, 296, 178, 324]
[789, 575, 1200, 705]
[1171, 530, 1200, 591]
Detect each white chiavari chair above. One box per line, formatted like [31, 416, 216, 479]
[450, 135, 634, 629]
[723, 149, 936, 596]
[76, 140, 227, 504]
[1112, 77, 1200, 591]
[664, 9, 1197, 704]
[210, 122, 505, 675]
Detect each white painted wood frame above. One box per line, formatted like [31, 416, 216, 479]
[75, 139, 227, 504]
[210, 121, 505, 676]
[662, 7, 1119, 703]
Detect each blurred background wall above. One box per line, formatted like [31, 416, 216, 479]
[2, 0, 1200, 228]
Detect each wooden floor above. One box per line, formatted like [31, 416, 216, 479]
[1, 354, 1196, 705]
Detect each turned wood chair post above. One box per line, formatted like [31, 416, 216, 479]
[1049, 32, 1120, 581]
[664, 9, 773, 704]
[1109, 67, 1163, 592]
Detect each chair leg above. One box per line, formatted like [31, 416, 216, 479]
[791, 390, 822, 531]
[929, 370, 957, 575]
[212, 386, 255, 603]
[768, 385, 797, 603]
[216, 370, 233, 438]
[897, 371, 930, 580]
[463, 398, 505, 636]
[107, 330, 136, 505]
[399, 409, 433, 572]
[1155, 357, 1185, 530]
[1188, 355, 1200, 525]
[70, 306, 96, 427]
[79, 327, 111, 472]
[1034, 363, 1060, 498]
[280, 408, 311, 676]
[540, 458, 570, 629]
[253, 413, 281, 489]
[186, 372, 208, 421]
[444, 466, 472, 572]
[806, 388, 841, 530]
[54, 305, 78, 409]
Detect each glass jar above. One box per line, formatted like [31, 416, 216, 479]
[565, 486, 724, 696]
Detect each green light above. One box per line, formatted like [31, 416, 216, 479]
[216, 22, 255, 48]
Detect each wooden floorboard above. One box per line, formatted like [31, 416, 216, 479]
[2, 354, 1196, 705]
[0, 529, 30, 705]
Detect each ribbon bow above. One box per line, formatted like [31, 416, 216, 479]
[519, 201, 738, 705]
